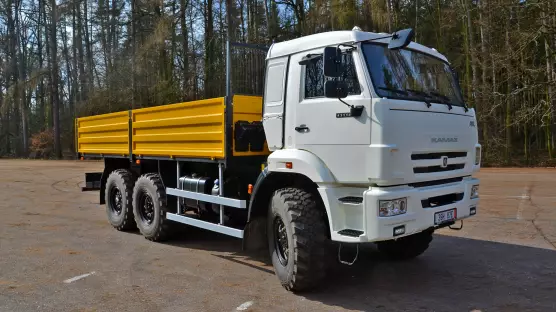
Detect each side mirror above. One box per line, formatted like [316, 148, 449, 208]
[324, 80, 348, 99]
[323, 47, 344, 77]
[388, 28, 414, 50]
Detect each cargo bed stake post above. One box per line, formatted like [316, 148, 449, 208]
[176, 161, 180, 214]
[219, 162, 224, 225]
[128, 110, 133, 162]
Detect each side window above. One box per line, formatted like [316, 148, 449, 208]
[304, 51, 361, 99]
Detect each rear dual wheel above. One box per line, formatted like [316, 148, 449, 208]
[105, 169, 137, 231]
[132, 173, 171, 242]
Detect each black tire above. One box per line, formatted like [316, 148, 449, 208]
[105, 169, 137, 231]
[267, 187, 327, 292]
[132, 173, 171, 242]
[376, 229, 433, 260]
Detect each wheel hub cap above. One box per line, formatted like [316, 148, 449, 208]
[274, 217, 289, 265]
[110, 187, 123, 215]
[140, 191, 155, 225]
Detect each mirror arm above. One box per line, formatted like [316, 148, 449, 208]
[338, 97, 352, 108]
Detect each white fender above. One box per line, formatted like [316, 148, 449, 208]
[267, 149, 336, 183]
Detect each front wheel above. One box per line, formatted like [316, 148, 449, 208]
[376, 229, 433, 260]
[132, 173, 171, 242]
[267, 188, 328, 292]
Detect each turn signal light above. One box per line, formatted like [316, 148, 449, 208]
[248, 184, 253, 194]
[285, 162, 293, 169]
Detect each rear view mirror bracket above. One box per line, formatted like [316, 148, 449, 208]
[323, 45, 364, 118]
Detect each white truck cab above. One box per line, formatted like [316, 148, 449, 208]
[262, 27, 480, 257]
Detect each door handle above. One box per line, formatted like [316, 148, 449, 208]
[295, 125, 309, 132]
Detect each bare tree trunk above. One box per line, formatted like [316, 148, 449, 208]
[504, 8, 512, 163]
[386, 0, 392, 32]
[37, 0, 46, 127]
[131, 0, 136, 109]
[44, 0, 53, 129]
[0, 34, 9, 155]
[98, 0, 111, 74]
[71, 2, 78, 152]
[478, 0, 488, 151]
[50, 0, 62, 158]
[61, 18, 72, 119]
[204, 0, 214, 98]
[465, 0, 478, 108]
[77, 0, 87, 101]
[181, 0, 189, 99]
[541, 7, 555, 158]
[239, 0, 246, 41]
[83, 1, 95, 91]
[17, 11, 28, 156]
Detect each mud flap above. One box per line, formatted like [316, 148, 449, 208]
[242, 216, 267, 252]
[81, 172, 102, 192]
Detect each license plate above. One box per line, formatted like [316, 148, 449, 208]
[434, 208, 457, 225]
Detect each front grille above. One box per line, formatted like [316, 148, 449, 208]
[409, 176, 465, 188]
[421, 192, 464, 208]
[412, 151, 467, 174]
[411, 152, 467, 160]
[414, 164, 465, 174]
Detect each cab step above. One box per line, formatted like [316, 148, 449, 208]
[338, 229, 364, 237]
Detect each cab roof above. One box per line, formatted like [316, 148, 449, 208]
[266, 29, 449, 63]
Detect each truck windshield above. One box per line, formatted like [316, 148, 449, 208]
[361, 43, 465, 107]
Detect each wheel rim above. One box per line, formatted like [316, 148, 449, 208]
[273, 216, 289, 266]
[138, 190, 155, 225]
[109, 186, 123, 215]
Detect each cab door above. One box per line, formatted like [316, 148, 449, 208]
[284, 47, 372, 182]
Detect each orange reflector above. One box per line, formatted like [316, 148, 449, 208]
[136, 159, 141, 165]
[248, 184, 253, 194]
[286, 162, 293, 169]
[80, 156, 84, 161]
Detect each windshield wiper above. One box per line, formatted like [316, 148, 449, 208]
[427, 91, 455, 110]
[407, 89, 452, 110]
[379, 87, 432, 108]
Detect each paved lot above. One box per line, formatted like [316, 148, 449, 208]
[0, 160, 555, 312]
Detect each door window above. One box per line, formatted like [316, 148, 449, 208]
[304, 51, 361, 99]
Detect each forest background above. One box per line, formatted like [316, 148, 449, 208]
[0, 0, 555, 166]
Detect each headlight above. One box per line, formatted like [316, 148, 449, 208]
[379, 198, 407, 217]
[475, 146, 481, 165]
[471, 185, 479, 199]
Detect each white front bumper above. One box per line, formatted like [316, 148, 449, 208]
[318, 177, 480, 243]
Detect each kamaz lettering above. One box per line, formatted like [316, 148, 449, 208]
[431, 137, 458, 143]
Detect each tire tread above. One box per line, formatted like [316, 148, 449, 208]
[274, 187, 327, 292]
[133, 173, 170, 242]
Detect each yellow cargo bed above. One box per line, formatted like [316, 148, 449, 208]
[76, 95, 269, 160]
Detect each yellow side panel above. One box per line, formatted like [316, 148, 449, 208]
[232, 95, 270, 157]
[132, 98, 226, 159]
[76, 111, 129, 155]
